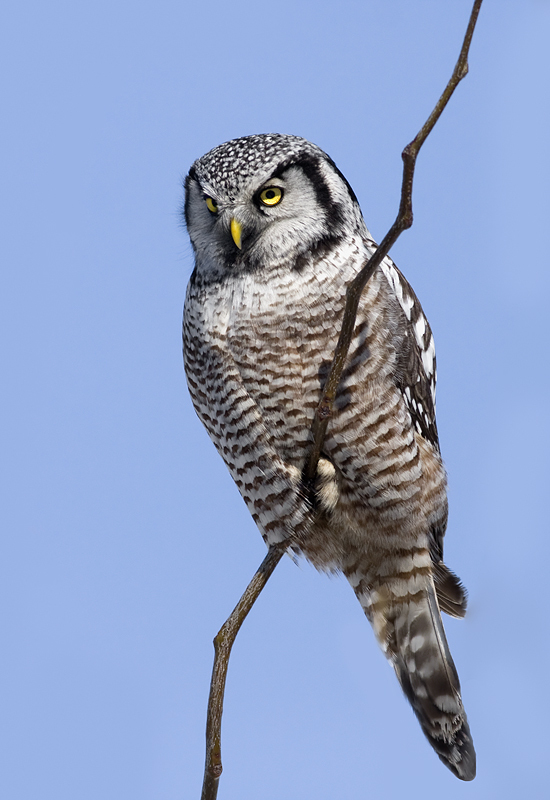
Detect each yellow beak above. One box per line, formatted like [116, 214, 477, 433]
[230, 218, 242, 250]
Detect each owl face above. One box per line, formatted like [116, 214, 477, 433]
[184, 134, 367, 281]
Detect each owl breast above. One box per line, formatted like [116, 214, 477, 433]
[185, 233, 443, 546]
[223, 239, 366, 465]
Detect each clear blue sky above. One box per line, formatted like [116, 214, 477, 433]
[1, 1, 549, 798]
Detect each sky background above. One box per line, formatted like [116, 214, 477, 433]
[1, 1, 549, 798]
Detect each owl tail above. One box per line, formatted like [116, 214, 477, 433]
[355, 577, 476, 781]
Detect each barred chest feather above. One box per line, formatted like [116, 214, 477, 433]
[183, 238, 447, 559]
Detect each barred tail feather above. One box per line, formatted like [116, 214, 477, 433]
[357, 579, 476, 781]
[433, 561, 468, 618]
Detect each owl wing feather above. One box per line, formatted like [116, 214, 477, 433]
[378, 257, 440, 450]
[378, 256, 468, 619]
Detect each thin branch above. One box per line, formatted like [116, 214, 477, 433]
[302, 0, 483, 486]
[199, 2, 483, 797]
[201, 543, 286, 800]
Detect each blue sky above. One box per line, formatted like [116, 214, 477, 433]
[1, 1, 549, 798]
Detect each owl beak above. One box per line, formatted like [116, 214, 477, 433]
[230, 218, 242, 250]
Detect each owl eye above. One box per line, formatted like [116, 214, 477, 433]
[204, 196, 218, 214]
[259, 186, 283, 207]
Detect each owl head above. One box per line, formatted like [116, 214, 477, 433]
[184, 134, 368, 281]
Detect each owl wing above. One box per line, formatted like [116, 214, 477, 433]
[378, 256, 467, 618]
[378, 257, 440, 452]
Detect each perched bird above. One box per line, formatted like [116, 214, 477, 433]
[182, 133, 475, 780]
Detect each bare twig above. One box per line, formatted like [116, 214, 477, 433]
[200, 2, 483, 797]
[302, 0, 483, 485]
[201, 543, 286, 800]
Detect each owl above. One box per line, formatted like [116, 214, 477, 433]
[182, 133, 475, 781]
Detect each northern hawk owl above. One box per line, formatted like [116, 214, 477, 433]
[182, 133, 475, 781]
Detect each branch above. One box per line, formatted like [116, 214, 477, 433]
[302, 0, 483, 486]
[201, 543, 286, 800]
[200, 2, 484, 797]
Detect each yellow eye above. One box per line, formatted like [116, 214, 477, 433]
[259, 186, 283, 207]
[205, 196, 218, 214]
